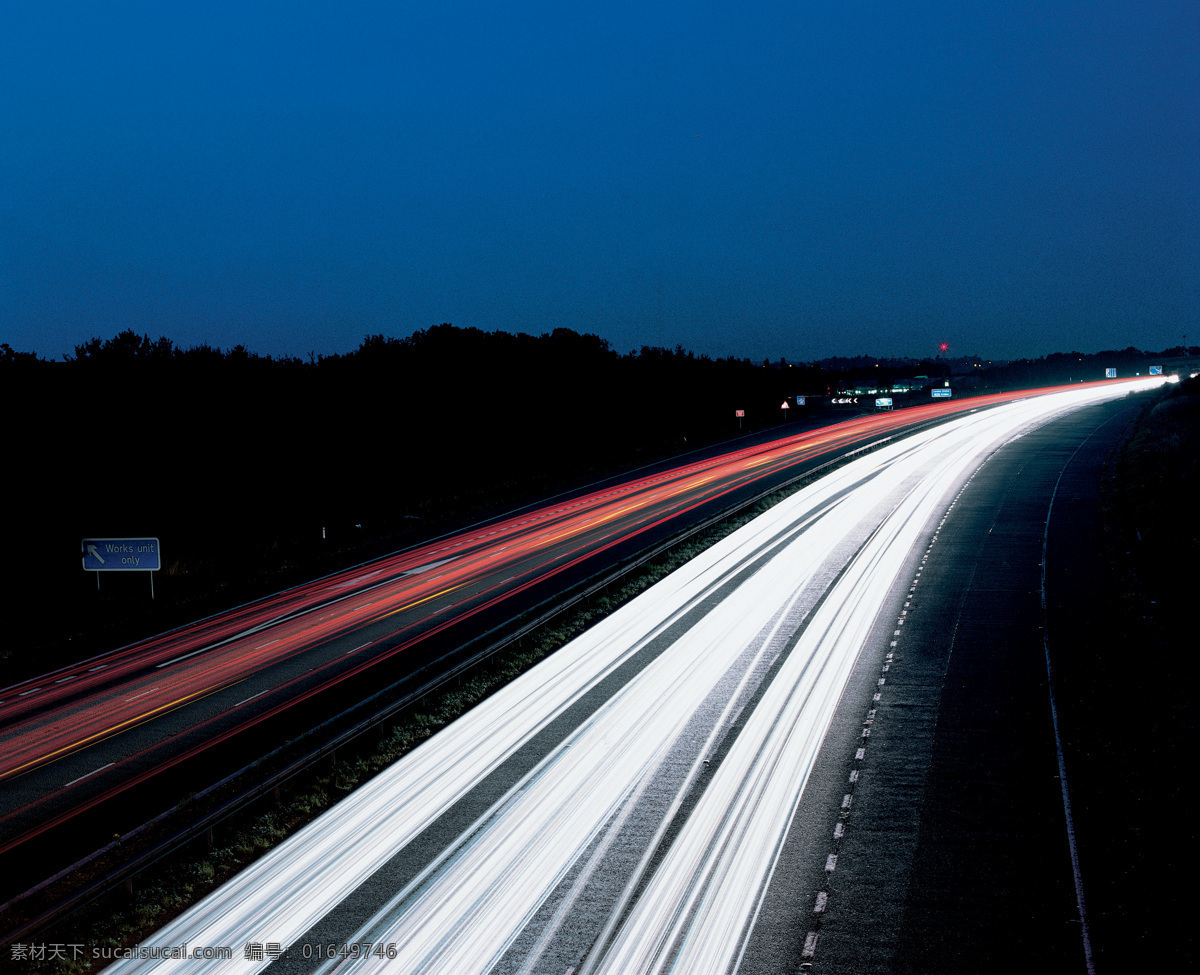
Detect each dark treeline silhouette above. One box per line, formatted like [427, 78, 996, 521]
[2, 326, 1192, 668]
[0, 326, 818, 664]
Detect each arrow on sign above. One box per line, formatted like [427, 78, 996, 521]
[86, 544, 105, 565]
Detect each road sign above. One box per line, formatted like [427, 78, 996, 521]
[735, 410, 744, 417]
[82, 537, 162, 572]
[1150, 365, 1163, 375]
[931, 388, 951, 399]
[780, 400, 790, 410]
[875, 397, 893, 407]
[796, 396, 805, 406]
[1106, 368, 1117, 378]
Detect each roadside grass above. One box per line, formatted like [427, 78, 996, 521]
[1061, 377, 1199, 969]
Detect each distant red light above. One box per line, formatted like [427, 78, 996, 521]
[938, 342, 949, 353]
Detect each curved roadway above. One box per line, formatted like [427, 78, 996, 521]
[85, 376, 1165, 974]
[0, 389, 1067, 867]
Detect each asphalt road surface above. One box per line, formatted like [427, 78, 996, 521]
[0, 390, 1069, 891]
[88, 379, 1163, 974]
[741, 396, 1149, 974]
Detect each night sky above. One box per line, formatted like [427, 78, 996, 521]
[3, 2, 1197, 363]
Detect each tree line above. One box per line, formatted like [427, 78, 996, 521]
[2, 325, 1189, 663]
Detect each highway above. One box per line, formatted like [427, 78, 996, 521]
[91, 377, 1164, 974]
[0, 386, 1082, 873]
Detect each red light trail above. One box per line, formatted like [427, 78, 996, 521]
[0, 382, 1129, 856]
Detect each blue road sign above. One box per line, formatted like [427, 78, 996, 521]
[875, 397, 893, 407]
[931, 388, 951, 399]
[1105, 368, 1117, 378]
[82, 537, 161, 571]
[796, 395, 806, 406]
[1150, 365, 1163, 376]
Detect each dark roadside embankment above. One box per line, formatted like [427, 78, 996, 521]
[1051, 375, 1197, 970]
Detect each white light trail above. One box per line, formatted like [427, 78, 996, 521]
[107, 379, 1164, 975]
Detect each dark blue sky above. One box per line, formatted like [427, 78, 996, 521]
[3, 2, 1197, 362]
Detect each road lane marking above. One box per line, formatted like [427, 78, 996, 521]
[402, 557, 458, 576]
[64, 762, 115, 788]
[158, 646, 218, 668]
[2, 680, 246, 782]
[379, 582, 468, 620]
[802, 932, 819, 958]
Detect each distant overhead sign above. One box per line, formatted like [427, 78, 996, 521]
[1106, 368, 1117, 378]
[1150, 365, 1163, 375]
[82, 537, 161, 572]
[931, 388, 951, 399]
[875, 397, 893, 407]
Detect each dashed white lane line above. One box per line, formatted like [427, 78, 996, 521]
[802, 932, 819, 959]
[805, 518, 937, 969]
[233, 689, 268, 708]
[64, 762, 115, 788]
